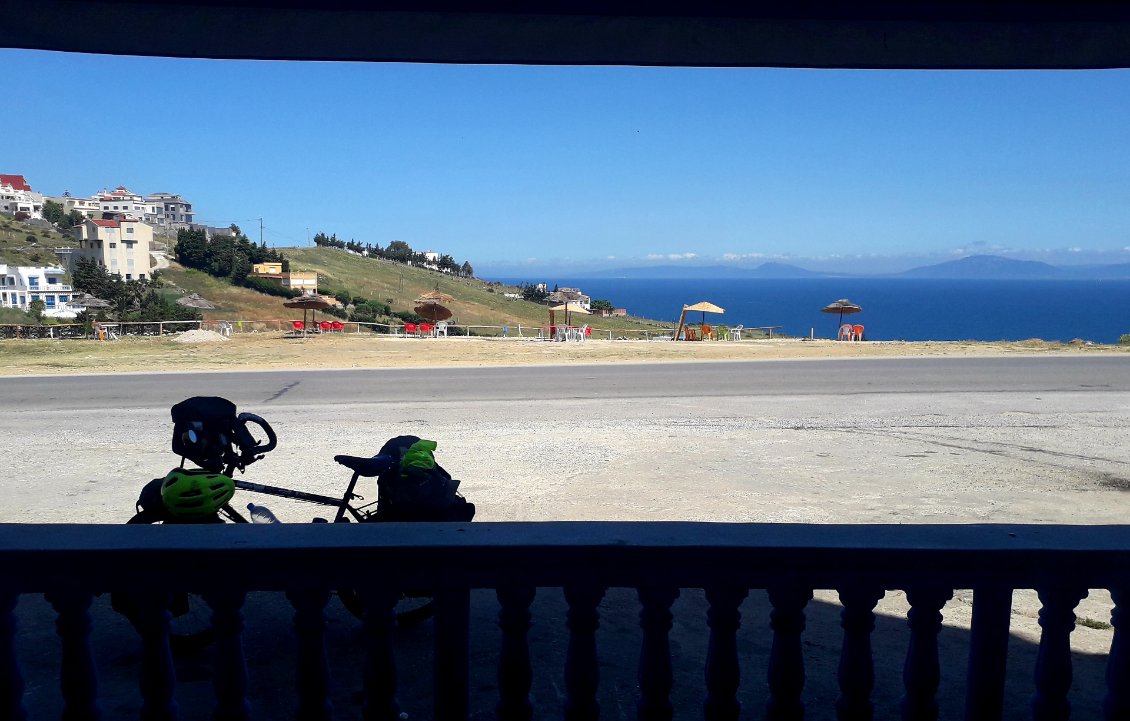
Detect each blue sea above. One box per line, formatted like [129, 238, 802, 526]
[498, 278, 1130, 343]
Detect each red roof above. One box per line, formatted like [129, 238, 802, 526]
[0, 175, 31, 191]
[92, 219, 119, 228]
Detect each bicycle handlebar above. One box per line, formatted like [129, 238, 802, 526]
[235, 412, 277, 456]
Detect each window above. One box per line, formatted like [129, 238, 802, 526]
[28, 277, 38, 289]
[47, 277, 58, 285]
[125, 274, 132, 280]
[18, 295, 25, 305]
[1, 293, 6, 302]
[58, 295, 68, 303]
[45, 296, 55, 308]
[110, 243, 116, 248]
[138, 274, 146, 280]
[126, 226, 134, 234]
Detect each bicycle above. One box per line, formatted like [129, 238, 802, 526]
[116, 396, 474, 641]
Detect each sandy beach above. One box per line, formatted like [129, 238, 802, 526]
[0, 331, 1125, 375]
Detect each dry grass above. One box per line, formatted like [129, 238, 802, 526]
[0, 333, 1124, 376]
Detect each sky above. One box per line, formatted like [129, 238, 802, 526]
[4, 49, 1130, 277]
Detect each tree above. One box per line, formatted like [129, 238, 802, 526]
[460, 261, 474, 278]
[41, 200, 65, 226]
[590, 299, 615, 313]
[28, 299, 45, 323]
[65, 210, 85, 227]
[519, 283, 549, 303]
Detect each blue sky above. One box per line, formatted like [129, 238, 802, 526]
[4, 49, 1130, 276]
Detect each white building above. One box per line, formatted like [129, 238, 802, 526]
[0, 174, 45, 220]
[96, 186, 158, 223]
[72, 216, 154, 280]
[145, 192, 194, 229]
[0, 264, 78, 318]
[47, 193, 102, 219]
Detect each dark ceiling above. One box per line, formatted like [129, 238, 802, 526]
[4, 1, 1130, 68]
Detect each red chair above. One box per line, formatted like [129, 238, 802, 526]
[404, 323, 417, 336]
[291, 320, 304, 332]
[319, 321, 332, 333]
[852, 324, 865, 341]
[331, 321, 344, 333]
[420, 322, 434, 336]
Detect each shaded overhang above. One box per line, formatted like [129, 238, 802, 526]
[3, 1, 1130, 69]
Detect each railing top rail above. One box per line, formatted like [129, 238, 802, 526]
[3, 522, 1130, 592]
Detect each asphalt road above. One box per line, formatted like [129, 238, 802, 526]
[3, 355, 1129, 410]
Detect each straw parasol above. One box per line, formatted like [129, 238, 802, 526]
[549, 302, 590, 328]
[674, 301, 725, 341]
[414, 302, 453, 321]
[283, 294, 339, 336]
[70, 293, 112, 310]
[415, 288, 455, 304]
[176, 293, 216, 310]
[821, 298, 862, 332]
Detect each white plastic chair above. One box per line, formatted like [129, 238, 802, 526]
[729, 325, 743, 341]
[838, 324, 855, 341]
[435, 321, 448, 337]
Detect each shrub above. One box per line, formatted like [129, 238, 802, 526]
[243, 276, 301, 298]
[25, 235, 36, 244]
[1121, 334, 1130, 345]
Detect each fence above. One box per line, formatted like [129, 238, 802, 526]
[0, 320, 791, 341]
[1, 522, 1127, 720]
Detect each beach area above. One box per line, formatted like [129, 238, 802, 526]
[0, 331, 1125, 375]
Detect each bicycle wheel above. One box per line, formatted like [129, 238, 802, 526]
[113, 512, 216, 650]
[337, 588, 435, 628]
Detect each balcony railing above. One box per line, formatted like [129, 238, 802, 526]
[1, 522, 1127, 720]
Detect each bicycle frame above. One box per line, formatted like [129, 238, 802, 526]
[221, 466, 376, 523]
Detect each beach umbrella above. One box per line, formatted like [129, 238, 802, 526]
[415, 288, 455, 304]
[70, 292, 112, 309]
[821, 298, 862, 331]
[674, 301, 725, 341]
[414, 302, 453, 321]
[549, 302, 590, 327]
[176, 293, 216, 310]
[283, 294, 339, 336]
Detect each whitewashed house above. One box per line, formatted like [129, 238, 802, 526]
[0, 174, 45, 219]
[0, 264, 78, 318]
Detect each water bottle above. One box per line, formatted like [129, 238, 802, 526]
[246, 502, 281, 524]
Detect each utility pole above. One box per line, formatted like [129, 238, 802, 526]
[306, 227, 310, 246]
[258, 218, 264, 246]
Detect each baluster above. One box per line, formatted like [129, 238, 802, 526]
[1032, 586, 1088, 721]
[965, 587, 1013, 721]
[362, 586, 401, 721]
[1, 591, 27, 721]
[564, 585, 606, 721]
[1104, 589, 1130, 720]
[835, 586, 884, 721]
[435, 588, 471, 721]
[135, 592, 178, 721]
[766, 586, 813, 721]
[704, 585, 748, 721]
[203, 590, 249, 721]
[637, 586, 679, 721]
[46, 591, 100, 721]
[288, 589, 333, 721]
[496, 586, 536, 721]
[900, 586, 953, 721]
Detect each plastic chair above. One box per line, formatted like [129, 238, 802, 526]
[404, 323, 418, 336]
[420, 322, 434, 336]
[728, 325, 743, 341]
[291, 320, 304, 333]
[684, 327, 699, 341]
[852, 324, 865, 341]
[331, 321, 344, 333]
[838, 324, 854, 341]
[701, 323, 714, 340]
[319, 321, 332, 333]
[435, 321, 448, 336]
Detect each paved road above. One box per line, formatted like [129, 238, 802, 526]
[3, 356, 1128, 410]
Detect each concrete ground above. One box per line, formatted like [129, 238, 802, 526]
[4, 359, 1129, 718]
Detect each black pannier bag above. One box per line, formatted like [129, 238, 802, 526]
[171, 396, 241, 472]
[374, 435, 475, 522]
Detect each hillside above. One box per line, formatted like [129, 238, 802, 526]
[898, 255, 1066, 279]
[165, 246, 666, 331]
[0, 215, 79, 267]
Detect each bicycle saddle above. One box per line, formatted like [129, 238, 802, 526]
[333, 454, 394, 477]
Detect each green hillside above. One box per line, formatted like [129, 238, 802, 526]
[0, 216, 78, 267]
[166, 246, 668, 332]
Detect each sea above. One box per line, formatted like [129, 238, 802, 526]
[496, 277, 1130, 343]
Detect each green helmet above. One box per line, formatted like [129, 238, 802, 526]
[160, 468, 235, 519]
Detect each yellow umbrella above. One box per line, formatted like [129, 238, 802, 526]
[675, 301, 725, 341]
[549, 302, 590, 327]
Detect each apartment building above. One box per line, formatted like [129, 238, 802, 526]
[72, 216, 154, 280]
[249, 262, 318, 295]
[0, 174, 45, 219]
[0, 264, 77, 318]
[48, 193, 102, 219]
[146, 192, 194, 229]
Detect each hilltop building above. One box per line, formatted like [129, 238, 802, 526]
[0, 174, 45, 220]
[44, 186, 196, 232]
[0, 264, 77, 318]
[249, 262, 319, 295]
[70, 216, 154, 280]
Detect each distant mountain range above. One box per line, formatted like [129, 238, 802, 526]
[595, 255, 1130, 280]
